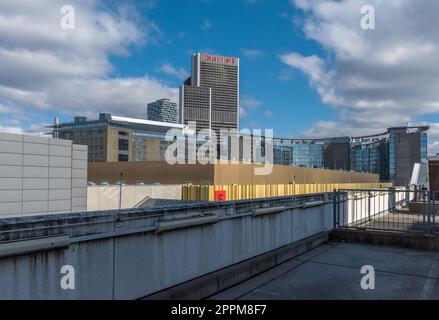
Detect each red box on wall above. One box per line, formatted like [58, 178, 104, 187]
[215, 190, 227, 202]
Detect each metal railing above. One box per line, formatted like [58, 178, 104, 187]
[0, 193, 331, 243]
[334, 188, 438, 235]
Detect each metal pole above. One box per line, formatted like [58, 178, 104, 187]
[333, 190, 337, 229]
[422, 191, 426, 233]
[119, 172, 123, 211]
[428, 191, 432, 235]
[433, 191, 436, 234]
[368, 191, 371, 221]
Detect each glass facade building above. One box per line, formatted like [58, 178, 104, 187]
[350, 126, 429, 184]
[272, 139, 324, 168]
[271, 126, 428, 185]
[292, 140, 324, 168]
[421, 132, 428, 162]
[350, 138, 384, 178]
[53, 111, 429, 186]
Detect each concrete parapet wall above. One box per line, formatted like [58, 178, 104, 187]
[331, 229, 439, 251]
[0, 194, 333, 299]
[145, 231, 329, 300]
[337, 188, 409, 226]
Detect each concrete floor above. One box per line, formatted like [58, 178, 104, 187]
[210, 242, 439, 300]
[351, 208, 439, 234]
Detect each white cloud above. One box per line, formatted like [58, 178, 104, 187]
[264, 110, 273, 117]
[240, 96, 263, 118]
[0, 0, 177, 124]
[241, 48, 264, 59]
[240, 107, 247, 118]
[160, 63, 189, 80]
[283, 0, 439, 154]
[241, 96, 263, 109]
[202, 18, 212, 31]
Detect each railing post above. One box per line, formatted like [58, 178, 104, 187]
[428, 191, 432, 235]
[433, 191, 436, 234]
[333, 189, 337, 229]
[422, 190, 426, 232]
[368, 191, 371, 221]
[389, 187, 396, 214]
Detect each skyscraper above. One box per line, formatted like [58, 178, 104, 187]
[147, 98, 178, 124]
[180, 53, 240, 136]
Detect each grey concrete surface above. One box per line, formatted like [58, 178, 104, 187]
[0, 194, 333, 299]
[211, 242, 439, 300]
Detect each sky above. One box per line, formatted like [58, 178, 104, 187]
[0, 0, 438, 154]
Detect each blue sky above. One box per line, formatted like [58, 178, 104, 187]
[109, 0, 333, 138]
[0, 0, 438, 153]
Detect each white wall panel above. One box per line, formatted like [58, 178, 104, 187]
[0, 165, 22, 178]
[23, 154, 49, 167]
[0, 133, 87, 217]
[0, 153, 23, 166]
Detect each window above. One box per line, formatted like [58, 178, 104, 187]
[118, 139, 129, 151]
[118, 154, 128, 162]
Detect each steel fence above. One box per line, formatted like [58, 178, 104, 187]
[334, 188, 438, 235]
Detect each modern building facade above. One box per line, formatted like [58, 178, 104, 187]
[350, 126, 428, 185]
[0, 132, 87, 217]
[52, 113, 187, 163]
[272, 126, 429, 185]
[428, 155, 439, 195]
[273, 138, 324, 168]
[180, 53, 240, 136]
[388, 127, 428, 185]
[147, 99, 179, 124]
[52, 114, 428, 186]
[324, 137, 350, 171]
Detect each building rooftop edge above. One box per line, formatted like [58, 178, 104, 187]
[110, 115, 185, 129]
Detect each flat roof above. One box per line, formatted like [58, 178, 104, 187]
[211, 242, 439, 300]
[110, 115, 185, 129]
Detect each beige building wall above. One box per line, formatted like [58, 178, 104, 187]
[214, 163, 379, 185]
[88, 161, 379, 185]
[88, 161, 215, 185]
[106, 126, 123, 162]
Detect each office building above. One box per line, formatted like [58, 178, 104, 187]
[52, 113, 187, 163]
[273, 138, 324, 168]
[180, 53, 240, 136]
[324, 137, 350, 171]
[350, 132, 387, 179]
[52, 113, 428, 186]
[291, 139, 324, 168]
[388, 127, 428, 185]
[0, 132, 87, 217]
[428, 155, 439, 196]
[147, 99, 179, 124]
[350, 126, 429, 185]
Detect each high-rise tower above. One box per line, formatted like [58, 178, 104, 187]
[180, 53, 240, 136]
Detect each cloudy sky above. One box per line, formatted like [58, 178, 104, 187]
[0, 0, 438, 154]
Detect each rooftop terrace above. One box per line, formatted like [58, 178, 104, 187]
[211, 242, 439, 300]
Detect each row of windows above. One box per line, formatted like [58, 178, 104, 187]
[73, 137, 103, 144]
